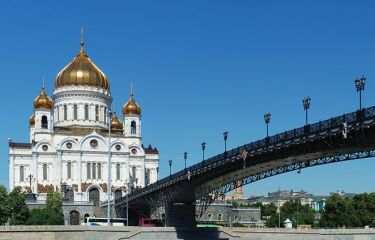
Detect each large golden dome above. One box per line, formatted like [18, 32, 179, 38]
[111, 112, 123, 130]
[34, 86, 53, 109]
[55, 43, 110, 90]
[122, 84, 141, 116]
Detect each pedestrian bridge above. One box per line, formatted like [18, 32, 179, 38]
[115, 106, 375, 227]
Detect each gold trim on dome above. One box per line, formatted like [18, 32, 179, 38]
[122, 83, 141, 116]
[55, 43, 110, 90]
[29, 114, 35, 126]
[111, 112, 123, 130]
[33, 86, 53, 109]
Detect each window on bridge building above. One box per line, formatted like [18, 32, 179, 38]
[218, 213, 223, 221]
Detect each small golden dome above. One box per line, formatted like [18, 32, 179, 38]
[122, 83, 141, 116]
[29, 114, 35, 126]
[55, 44, 110, 90]
[33, 86, 53, 109]
[111, 112, 123, 130]
[122, 97, 141, 116]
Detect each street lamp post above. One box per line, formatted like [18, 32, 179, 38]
[125, 180, 130, 226]
[223, 131, 228, 152]
[168, 160, 172, 176]
[303, 97, 311, 125]
[264, 113, 271, 137]
[201, 142, 206, 161]
[26, 174, 34, 193]
[184, 152, 187, 169]
[355, 76, 366, 110]
[107, 109, 113, 226]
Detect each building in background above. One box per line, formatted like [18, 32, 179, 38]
[8, 38, 159, 224]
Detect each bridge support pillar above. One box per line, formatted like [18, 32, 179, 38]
[166, 203, 196, 227]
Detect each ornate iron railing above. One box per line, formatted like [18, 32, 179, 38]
[121, 106, 375, 203]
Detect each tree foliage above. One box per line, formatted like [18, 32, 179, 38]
[320, 193, 375, 228]
[26, 191, 64, 225]
[265, 200, 315, 228]
[7, 187, 30, 225]
[0, 185, 9, 225]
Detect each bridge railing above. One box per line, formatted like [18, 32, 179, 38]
[125, 106, 375, 201]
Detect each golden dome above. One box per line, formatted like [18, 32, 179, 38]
[55, 43, 110, 90]
[122, 84, 141, 116]
[33, 86, 53, 109]
[111, 112, 123, 130]
[29, 114, 35, 126]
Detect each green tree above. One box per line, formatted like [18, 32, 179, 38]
[266, 200, 315, 228]
[319, 193, 357, 228]
[7, 187, 30, 225]
[0, 185, 10, 225]
[261, 203, 277, 219]
[352, 193, 375, 227]
[26, 191, 64, 225]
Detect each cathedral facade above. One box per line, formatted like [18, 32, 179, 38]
[8, 40, 159, 206]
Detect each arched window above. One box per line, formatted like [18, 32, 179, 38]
[131, 121, 136, 134]
[73, 104, 78, 120]
[41, 115, 48, 129]
[87, 163, 91, 179]
[67, 162, 72, 179]
[92, 163, 96, 179]
[84, 105, 89, 120]
[20, 166, 24, 182]
[218, 213, 223, 221]
[97, 163, 101, 179]
[64, 105, 67, 120]
[95, 105, 99, 121]
[207, 213, 213, 221]
[43, 164, 47, 181]
[116, 163, 121, 180]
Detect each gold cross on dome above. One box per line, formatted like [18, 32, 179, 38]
[130, 82, 134, 97]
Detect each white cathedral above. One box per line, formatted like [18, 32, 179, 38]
[8, 39, 159, 206]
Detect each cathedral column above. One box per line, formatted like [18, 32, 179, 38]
[57, 152, 62, 185]
[9, 155, 14, 190]
[78, 153, 82, 192]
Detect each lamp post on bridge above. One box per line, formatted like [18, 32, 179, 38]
[303, 97, 311, 125]
[264, 113, 271, 137]
[355, 76, 366, 110]
[168, 159, 172, 176]
[184, 152, 187, 169]
[223, 131, 228, 152]
[201, 142, 206, 162]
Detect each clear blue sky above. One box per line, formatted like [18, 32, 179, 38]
[1, 1, 375, 196]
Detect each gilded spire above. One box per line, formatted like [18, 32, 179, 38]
[80, 27, 84, 51]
